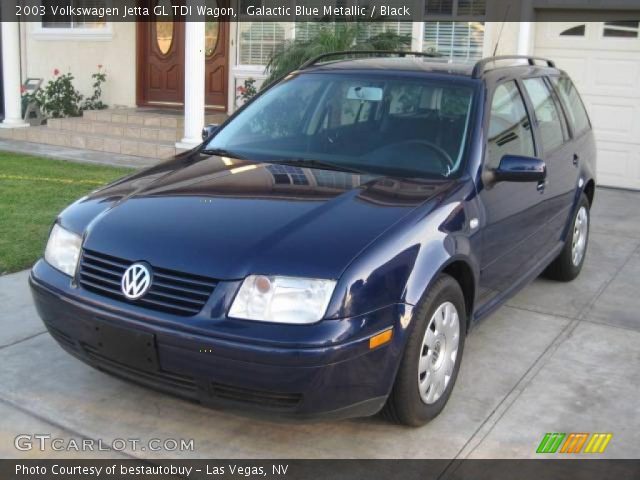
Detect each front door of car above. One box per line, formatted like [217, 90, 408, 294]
[476, 80, 550, 307]
[521, 76, 578, 248]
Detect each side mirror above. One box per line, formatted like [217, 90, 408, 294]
[494, 155, 546, 183]
[201, 124, 219, 141]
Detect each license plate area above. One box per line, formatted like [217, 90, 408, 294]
[83, 320, 159, 373]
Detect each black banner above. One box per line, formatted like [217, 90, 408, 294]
[2, 460, 640, 480]
[1, 0, 640, 22]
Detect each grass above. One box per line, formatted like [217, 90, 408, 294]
[0, 152, 133, 274]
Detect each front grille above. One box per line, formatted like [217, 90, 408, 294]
[211, 382, 302, 410]
[78, 249, 217, 316]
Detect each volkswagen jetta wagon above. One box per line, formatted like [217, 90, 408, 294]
[30, 53, 596, 426]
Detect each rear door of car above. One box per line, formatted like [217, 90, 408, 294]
[521, 75, 579, 247]
[476, 79, 550, 306]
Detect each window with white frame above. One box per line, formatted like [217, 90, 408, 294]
[41, 0, 108, 30]
[237, 22, 287, 66]
[423, 21, 485, 60]
[421, 0, 485, 60]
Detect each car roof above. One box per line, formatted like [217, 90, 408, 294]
[299, 55, 562, 81]
[305, 57, 476, 77]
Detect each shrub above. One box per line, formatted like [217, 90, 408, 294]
[81, 66, 108, 111]
[36, 70, 83, 118]
[31, 66, 109, 119]
[236, 78, 258, 105]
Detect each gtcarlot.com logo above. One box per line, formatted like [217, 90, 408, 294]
[536, 432, 612, 454]
[15, 434, 195, 452]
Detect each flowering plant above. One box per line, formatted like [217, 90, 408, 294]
[81, 65, 108, 111]
[236, 78, 257, 104]
[30, 66, 109, 118]
[35, 69, 83, 118]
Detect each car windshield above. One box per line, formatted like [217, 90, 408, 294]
[205, 73, 475, 178]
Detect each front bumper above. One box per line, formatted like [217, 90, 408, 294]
[30, 260, 413, 420]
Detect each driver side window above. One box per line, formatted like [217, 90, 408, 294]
[486, 81, 535, 169]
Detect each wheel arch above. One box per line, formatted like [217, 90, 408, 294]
[441, 260, 475, 330]
[583, 179, 595, 207]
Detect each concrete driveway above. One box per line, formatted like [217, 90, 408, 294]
[1, 187, 638, 460]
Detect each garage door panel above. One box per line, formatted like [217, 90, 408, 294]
[594, 58, 640, 88]
[588, 101, 639, 142]
[597, 143, 640, 190]
[535, 20, 640, 190]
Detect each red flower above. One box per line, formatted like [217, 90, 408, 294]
[237, 86, 246, 94]
[20, 85, 26, 94]
[53, 68, 60, 76]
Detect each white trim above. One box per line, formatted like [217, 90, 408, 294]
[31, 23, 113, 41]
[227, 20, 238, 116]
[517, 22, 534, 55]
[412, 22, 424, 51]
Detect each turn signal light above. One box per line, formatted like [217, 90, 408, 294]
[369, 329, 393, 350]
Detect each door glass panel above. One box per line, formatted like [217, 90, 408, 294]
[155, 0, 174, 55]
[487, 81, 535, 168]
[205, 1, 220, 57]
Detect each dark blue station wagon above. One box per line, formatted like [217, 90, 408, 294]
[30, 53, 596, 426]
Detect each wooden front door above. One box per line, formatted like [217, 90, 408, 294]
[137, 15, 229, 110]
[204, 16, 229, 109]
[137, 18, 185, 107]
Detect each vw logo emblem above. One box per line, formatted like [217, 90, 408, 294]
[121, 263, 152, 300]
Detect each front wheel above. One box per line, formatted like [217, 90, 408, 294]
[382, 274, 466, 426]
[544, 193, 590, 282]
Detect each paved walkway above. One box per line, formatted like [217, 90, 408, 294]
[0, 139, 158, 169]
[0, 188, 638, 459]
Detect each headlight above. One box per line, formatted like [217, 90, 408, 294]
[229, 275, 336, 324]
[44, 224, 82, 277]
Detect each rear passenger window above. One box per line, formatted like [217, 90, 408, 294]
[522, 77, 567, 152]
[486, 81, 535, 168]
[550, 76, 591, 135]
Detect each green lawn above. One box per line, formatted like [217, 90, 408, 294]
[0, 152, 133, 274]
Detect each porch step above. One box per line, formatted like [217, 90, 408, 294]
[0, 108, 228, 161]
[0, 126, 181, 159]
[48, 118, 183, 142]
[82, 108, 226, 128]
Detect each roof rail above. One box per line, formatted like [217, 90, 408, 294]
[299, 50, 444, 70]
[472, 55, 556, 78]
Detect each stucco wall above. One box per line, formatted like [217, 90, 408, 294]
[483, 22, 522, 57]
[23, 22, 137, 108]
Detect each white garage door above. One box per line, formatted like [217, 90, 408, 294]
[535, 21, 640, 190]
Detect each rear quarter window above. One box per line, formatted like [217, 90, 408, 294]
[550, 76, 591, 136]
[522, 77, 568, 152]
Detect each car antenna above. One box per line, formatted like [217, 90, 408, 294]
[492, 4, 511, 56]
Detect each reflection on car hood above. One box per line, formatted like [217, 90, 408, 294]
[77, 154, 455, 280]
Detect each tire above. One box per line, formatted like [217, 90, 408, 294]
[544, 193, 590, 282]
[382, 274, 466, 427]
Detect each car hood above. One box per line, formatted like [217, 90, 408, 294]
[77, 154, 454, 280]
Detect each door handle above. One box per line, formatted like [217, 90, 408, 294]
[572, 153, 579, 166]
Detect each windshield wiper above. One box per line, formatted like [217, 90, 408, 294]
[201, 148, 245, 160]
[270, 158, 364, 174]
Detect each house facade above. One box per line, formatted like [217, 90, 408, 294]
[1, 1, 639, 189]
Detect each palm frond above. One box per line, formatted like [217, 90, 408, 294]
[262, 23, 412, 89]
